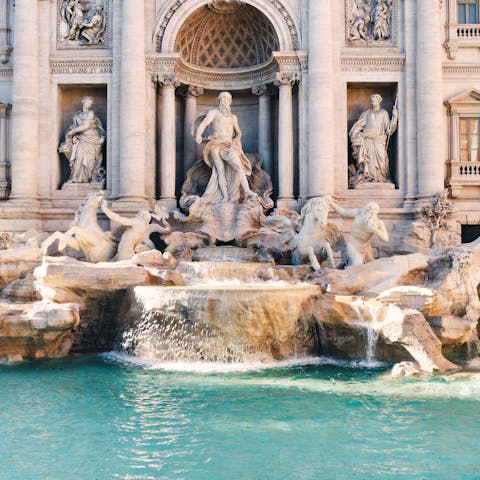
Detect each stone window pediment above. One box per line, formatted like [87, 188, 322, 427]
[445, 90, 480, 196]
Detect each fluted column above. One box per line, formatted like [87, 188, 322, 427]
[157, 73, 178, 211]
[416, 0, 444, 197]
[0, 0, 11, 63]
[0, 102, 11, 199]
[10, 0, 39, 202]
[308, 0, 334, 197]
[252, 85, 272, 175]
[118, 0, 146, 201]
[183, 85, 203, 172]
[275, 72, 297, 209]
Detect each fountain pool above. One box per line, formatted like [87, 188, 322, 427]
[1, 354, 479, 480]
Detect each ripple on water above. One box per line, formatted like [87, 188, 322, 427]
[1, 354, 480, 480]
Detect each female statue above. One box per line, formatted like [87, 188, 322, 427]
[59, 96, 106, 184]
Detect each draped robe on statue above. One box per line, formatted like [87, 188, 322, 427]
[349, 107, 396, 184]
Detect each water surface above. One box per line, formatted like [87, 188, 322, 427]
[1, 354, 479, 480]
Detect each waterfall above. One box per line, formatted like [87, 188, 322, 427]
[120, 284, 321, 363]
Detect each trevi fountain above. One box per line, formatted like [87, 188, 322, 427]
[1, 1, 480, 479]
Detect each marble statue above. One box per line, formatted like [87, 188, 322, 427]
[349, 94, 397, 186]
[41, 191, 116, 263]
[80, 6, 105, 44]
[349, 0, 372, 41]
[59, 96, 106, 184]
[373, 0, 392, 40]
[60, 1, 105, 45]
[61, 0, 87, 41]
[290, 197, 342, 270]
[192, 91, 256, 204]
[100, 201, 171, 261]
[330, 200, 389, 267]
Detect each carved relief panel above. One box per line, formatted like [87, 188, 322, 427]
[345, 0, 396, 46]
[57, 0, 109, 49]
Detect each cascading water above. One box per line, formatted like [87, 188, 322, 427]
[120, 268, 322, 364]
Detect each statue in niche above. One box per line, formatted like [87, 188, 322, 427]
[349, 93, 397, 187]
[373, 0, 393, 40]
[192, 91, 257, 204]
[59, 96, 106, 184]
[330, 200, 389, 268]
[60, 1, 105, 45]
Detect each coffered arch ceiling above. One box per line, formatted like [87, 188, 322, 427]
[174, 3, 280, 69]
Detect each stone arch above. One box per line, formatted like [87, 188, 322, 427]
[153, 0, 300, 54]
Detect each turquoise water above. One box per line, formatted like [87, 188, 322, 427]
[1, 354, 480, 480]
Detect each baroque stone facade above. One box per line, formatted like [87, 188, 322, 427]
[0, 0, 479, 243]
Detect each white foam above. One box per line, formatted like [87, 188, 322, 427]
[104, 351, 383, 373]
[102, 352, 480, 400]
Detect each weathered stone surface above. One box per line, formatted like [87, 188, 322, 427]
[1, 275, 41, 302]
[311, 294, 456, 372]
[320, 253, 429, 295]
[34, 256, 154, 304]
[122, 284, 322, 362]
[0, 301, 79, 360]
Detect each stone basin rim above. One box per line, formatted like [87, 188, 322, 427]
[134, 284, 322, 292]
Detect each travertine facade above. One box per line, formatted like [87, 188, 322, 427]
[1, 0, 480, 243]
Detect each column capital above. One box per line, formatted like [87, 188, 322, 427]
[274, 71, 300, 87]
[153, 72, 179, 88]
[178, 85, 204, 98]
[252, 84, 275, 97]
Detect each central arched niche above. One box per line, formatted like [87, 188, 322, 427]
[174, 1, 280, 69]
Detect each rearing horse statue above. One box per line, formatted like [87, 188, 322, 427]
[41, 191, 117, 263]
[290, 196, 342, 270]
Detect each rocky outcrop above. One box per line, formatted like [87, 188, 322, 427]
[1, 236, 479, 371]
[0, 301, 79, 362]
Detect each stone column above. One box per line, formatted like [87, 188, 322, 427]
[275, 72, 298, 209]
[0, 0, 11, 63]
[416, 0, 444, 197]
[10, 0, 39, 202]
[0, 102, 11, 199]
[157, 72, 178, 211]
[252, 85, 272, 176]
[118, 0, 146, 202]
[308, 0, 334, 197]
[183, 85, 203, 173]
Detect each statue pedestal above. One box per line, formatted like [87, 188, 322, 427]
[52, 182, 106, 208]
[355, 182, 395, 191]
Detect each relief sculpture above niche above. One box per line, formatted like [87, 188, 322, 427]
[346, 0, 394, 45]
[57, 0, 107, 49]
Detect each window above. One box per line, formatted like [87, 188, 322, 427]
[458, 0, 479, 23]
[460, 118, 480, 161]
